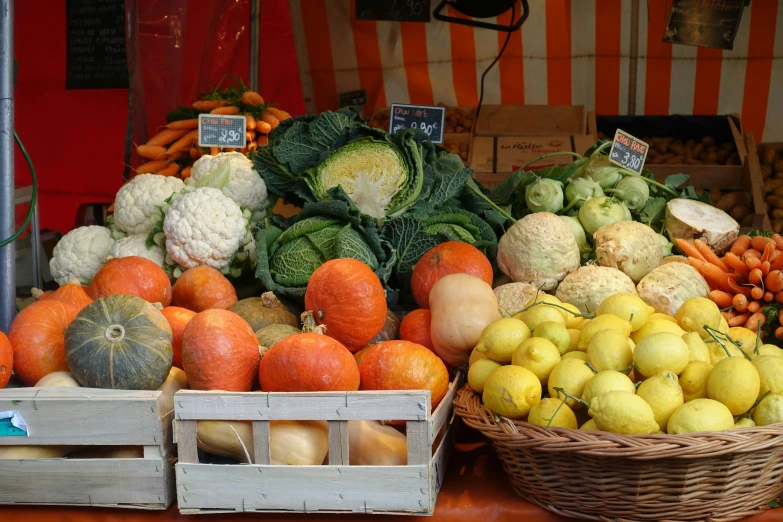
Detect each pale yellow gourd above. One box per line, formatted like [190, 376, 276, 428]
[34, 371, 80, 387]
[158, 367, 188, 413]
[67, 446, 144, 459]
[196, 420, 329, 465]
[0, 446, 76, 459]
[348, 420, 407, 466]
[430, 273, 501, 366]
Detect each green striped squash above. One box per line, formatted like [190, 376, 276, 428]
[65, 294, 173, 390]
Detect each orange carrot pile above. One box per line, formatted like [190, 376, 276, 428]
[133, 89, 292, 180]
[682, 234, 783, 337]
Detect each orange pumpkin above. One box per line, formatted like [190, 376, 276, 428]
[259, 333, 360, 392]
[161, 306, 197, 369]
[8, 300, 80, 385]
[0, 331, 11, 389]
[353, 346, 370, 367]
[304, 259, 387, 352]
[173, 266, 238, 312]
[399, 309, 434, 351]
[90, 256, 172, 306]
[359, 340, 449, 409]
[410, 242, 493, 309]
[32, 277, 93, 311]
[182, 309, 260, 391]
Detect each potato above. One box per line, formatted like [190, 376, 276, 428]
[685, 158, 703, 165]
[762, 164, 774, 178]
[685, 139, 696, 149]
[670, 142, 686, 156]
[726, 152, 740, 165]
[701, 152, 719, 164]
[715, 191, 741, 211]
[709, 187, 723, 203]
[773, 185, 783, 197]
[762, 144, 776, 165]
[741, 214, 755, 227]
[692, 143, 704, 159]
[772, 209, 783, 219]
[655, 142, 668, 155]
[775, 158, 783, 172]
[708, 145, 719, 153]
[716, 149, 731, 164]
[767, 195, 783, 209]
[648, 154, 665, 164]
[720, 142, 734, 151]
[730, 205, 750, 221]
[773, 220, 783, 234]
[702, 136, 716, 146]
[776, 171, 783, 180]
[665, 155, 685, 164]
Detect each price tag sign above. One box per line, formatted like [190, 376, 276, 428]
[608, 129, 649, 174]
[0, 411, 28, 437]
[198, 114, 247, 149]
[339, 89, 367, 108]
[356, 0, 430, 22]
[389, 103, 445, 144]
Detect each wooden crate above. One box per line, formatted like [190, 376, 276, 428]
[0, 388, 176, 509]
[173, 373, 464, 515]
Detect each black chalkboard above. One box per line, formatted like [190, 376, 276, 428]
[663, 0, 745, 50]
[198, 114, 247, 149]
[389, 103, 445, 144]
[608, 130, 649, 175]
[66, 0, 129, 90]
[356, 0, 431, 22]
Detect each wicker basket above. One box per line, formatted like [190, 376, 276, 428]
[454, 385, 783, 522]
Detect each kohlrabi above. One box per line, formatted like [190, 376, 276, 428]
[525, 177, 564, 213]
[564, 176, 604, 212]
[578, 196, 632, 235]
[605, 176, 650, 212]
[584, 154, 628, 189]
[560, 215, 591, 254]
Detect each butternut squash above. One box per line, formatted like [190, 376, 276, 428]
[68, 446, 144, 459]
[34, 371, 80, 387]
[348, 420, 407, 466]
[158, 367, 188, 413]
[429, 273, 501, 366]
[0, 446, 76, 459]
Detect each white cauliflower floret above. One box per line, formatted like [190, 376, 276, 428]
[189, 152, 267, 212]
[49, 226, 115, 285]
[109, 234, 165, 267]
[163, 187, 248, 270]
[114, 174, 185, 235]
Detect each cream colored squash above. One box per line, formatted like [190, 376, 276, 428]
[429, 273, 501, 366]
[348, 420, 407, 466]
[158, 367, 188, 413]
[0, 446, 76, 459]
[34, 371, 80, 387]
[67, 446, 144, 459]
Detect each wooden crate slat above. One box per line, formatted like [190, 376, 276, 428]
[429, 415, 459, 512]
[327, 421, 349, 466]
[0, 458, 173, 507]
[174, 390, 430, 421]
[252, 421, 271, 465]
[176, 420, 198, 464]
[176, 464, 430, 513]
[429, 374, 462, 445]
[405, 421, 430, 466]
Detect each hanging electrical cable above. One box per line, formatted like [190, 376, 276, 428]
[475, 2, 519, 124]
[0, 131, 38, 247]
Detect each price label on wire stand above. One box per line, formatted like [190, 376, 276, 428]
[608, 129, 649, 175]
[389, 103, 445, 144]
[198, 114, 247, 148]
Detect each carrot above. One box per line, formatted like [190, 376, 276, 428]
[708, 290, 734, 309]
[777, 291, 783, 304]
[224, 148, 236, 153]
[241, 91, 264, 106]
[762, 261, 772, 276]
[166, 130, 198, 155]
[694, 239, 728, 271]
[261, 113, 280, 129]
[765, 291, 775, 302]
[766, 270, 783, 293]
[146, 128, 189, 147]
[256, 121, 272, 134]
[733, 294, 749, 313]
[746, 256, 762, 270]
[136, 144, 167, 159]
[774, 234, 783, 251]
[266, 107, 291, 121]
[729, 313, 749, 327]
[776, 327, 783, 341]
[746, 312, 766, 332]
[192, 100, 222, 111]
[677, 239, 707, 262]
[729, 278, 753, 297]
[689, 257, 734, 293]
[189, 148, 199, 159]
[181, 166, 192, 179]
[743, 249, 761, 261]
[248, 141, 258, 151]
[724, 253, 750, 278]
[761, 242, 776, 264]
[721, 310, 737, 321]
[211, 106, 241, 115]
[136, 159, 169, 174]
[246, 131, 255, 143]
[244, 113, 256, 131]
[257, 135, 269, 146]
[773, 251, 783, 272]
[751, 286, 765, 300]
[752, 236, 776, 253]
[749, 268, 764, 286]
[166, 119, 199, 130]
[210, 147, 220, 155]
[731, 235, 752, 256]
[156, 163, 179, 177]
[747, 300, 762, 313]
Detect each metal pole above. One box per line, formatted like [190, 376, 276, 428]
[31, 201, 41, 290]
[0, 0, 15, 332]
[249, 0, 260, 91]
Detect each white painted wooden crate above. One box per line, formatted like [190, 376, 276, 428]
[0, 388, 176, 509]
[173, 372, 463, 515]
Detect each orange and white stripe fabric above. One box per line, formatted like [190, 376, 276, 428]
[289, 0, 783, 141]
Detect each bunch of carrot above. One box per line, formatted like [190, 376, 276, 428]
[678, 234, 783, 338]
[134, 90, 292, 180]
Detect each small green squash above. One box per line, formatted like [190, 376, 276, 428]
[230, 292, 299, 331]
[65, 295, 173, 390]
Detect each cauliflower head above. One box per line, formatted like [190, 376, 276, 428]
[189, 152, 268, 213]
[114, 174, 185, 235]
[49, 226, 115, 285]
[109, 234, 165, 267]
[162, 187, 249, 272]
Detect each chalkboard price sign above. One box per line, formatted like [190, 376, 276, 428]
[389, 103, 445, 144]
[356, 0, 430, 22]
[66, 0, 129, 90]
[608, 130, 649, 175]
[663, 0, 745, 50]
[198, 114, 247, 149]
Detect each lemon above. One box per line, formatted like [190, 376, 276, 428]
[580, 419, 599, 430]
[475, 318, 531, 363]
[752, 355, 783, 398]
[631, 319, 686, 344]
[633, 332, 690, 377]
[527, 398, 578, 429]
[524, 293, 568, 320]
[548, 359, 596, 409]
[534, 321, 571, 355]
[627, 337, 636, 352]
[561, 303, 583, 328]
[514, 305, 565, 330]
[734, 418, 756, 429]
[562, 351, 588, 361]
[577, 315, 633, 351]
[587, 329, 634, 372]
[469, 348, 488, 367]
[757, 344, 783, 358]
[752, 394, 783, 426]
[707, 357, 760, 415]
[636, 371, 684, 431]
[729, 327, 760, 357]
[679, 361, 713, 402]
[482, 365, 542, 419]
[582, 371, 636, 404]
[667, 399, 734, 434]
[650, 312, 678, 324]
[676, 297, 721, 339]
[588, 391, 659, 435]
[682, 332, 710, 364]
[595, 293, 655, 331]
[718, 315, 730, 335]
[573, 317, 591, 330]
[566, 329, 580, 352]
[467, 359, 502, 393]
[511, 338, 561, 384]
[708, 338, 747, 365]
